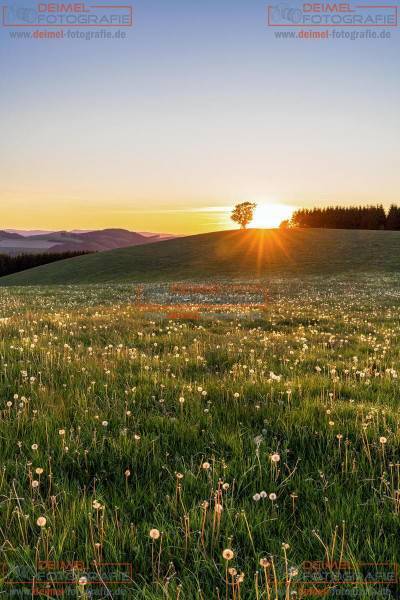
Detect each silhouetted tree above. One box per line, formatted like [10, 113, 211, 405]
[360, 205, 386, 230]
[231, 202, 256, 229]
[290, 205, 398, 231]
[386, 205, 400, 230]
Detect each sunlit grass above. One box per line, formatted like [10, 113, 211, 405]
[0, 275, 399, 598]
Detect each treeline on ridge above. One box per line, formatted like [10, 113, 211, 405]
[0, 251, 90, 277]
[290, 205, 400, 230]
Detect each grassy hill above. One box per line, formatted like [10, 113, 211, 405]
[1, 228, 400, 285]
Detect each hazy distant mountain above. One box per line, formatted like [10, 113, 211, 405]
[137, 231, 177, 239]
[4, 229, 56, 237]
[1, 230, 25, 239]
[0, 228, 177, 255]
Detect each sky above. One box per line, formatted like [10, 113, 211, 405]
[0, 0, 399, 234]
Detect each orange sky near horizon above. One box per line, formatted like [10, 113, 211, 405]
[3, 192, 399, 235]
[2, 197, 398, 234]
[0, 194, 297, 234]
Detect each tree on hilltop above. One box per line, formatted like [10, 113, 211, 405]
[231, 202, 256, 229]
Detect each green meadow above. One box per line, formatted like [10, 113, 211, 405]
[0, 274, 399, 598]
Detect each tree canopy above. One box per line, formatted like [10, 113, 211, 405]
[231, 202, 257, 229]
[289, 205, 400, 230]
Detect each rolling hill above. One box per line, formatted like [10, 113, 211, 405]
[1, 228, 400, 286]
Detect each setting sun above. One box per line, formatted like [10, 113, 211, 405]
[250, 203, 294, 228]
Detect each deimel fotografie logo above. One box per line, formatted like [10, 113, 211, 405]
[2, 2, 133, 27]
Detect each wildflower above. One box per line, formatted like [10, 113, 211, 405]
[259, 558, 270, 568]
[202, 462, 211, 470]
[149, 528, 160, 540]
[102, 421, 108, 427]
[35, 467, 43, 475]
[31, 480, 39, 488]
[253, 493, 261, 502]
[58, 429, 65, 436]
[222, 548, 234, 561]
[269, 493, 277, 501]
[124, 469, 131, 478]
[31, 444, 38, 451]
[36, 516, 47, 527]
[380, 436, 387, 444]
[260, 491, 267, 499]
[270, 453, 280, 463]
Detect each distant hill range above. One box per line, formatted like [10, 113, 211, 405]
[0, 228, 177, 255]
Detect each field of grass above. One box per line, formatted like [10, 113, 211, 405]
[1, 274, 400, 598]
[1, 228, 400, 285]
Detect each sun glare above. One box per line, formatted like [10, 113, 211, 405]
[251, 203, 294, 229]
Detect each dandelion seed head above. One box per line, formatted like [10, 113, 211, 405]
[222, 549, 234, 561]
[149, 528, 160, 540]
